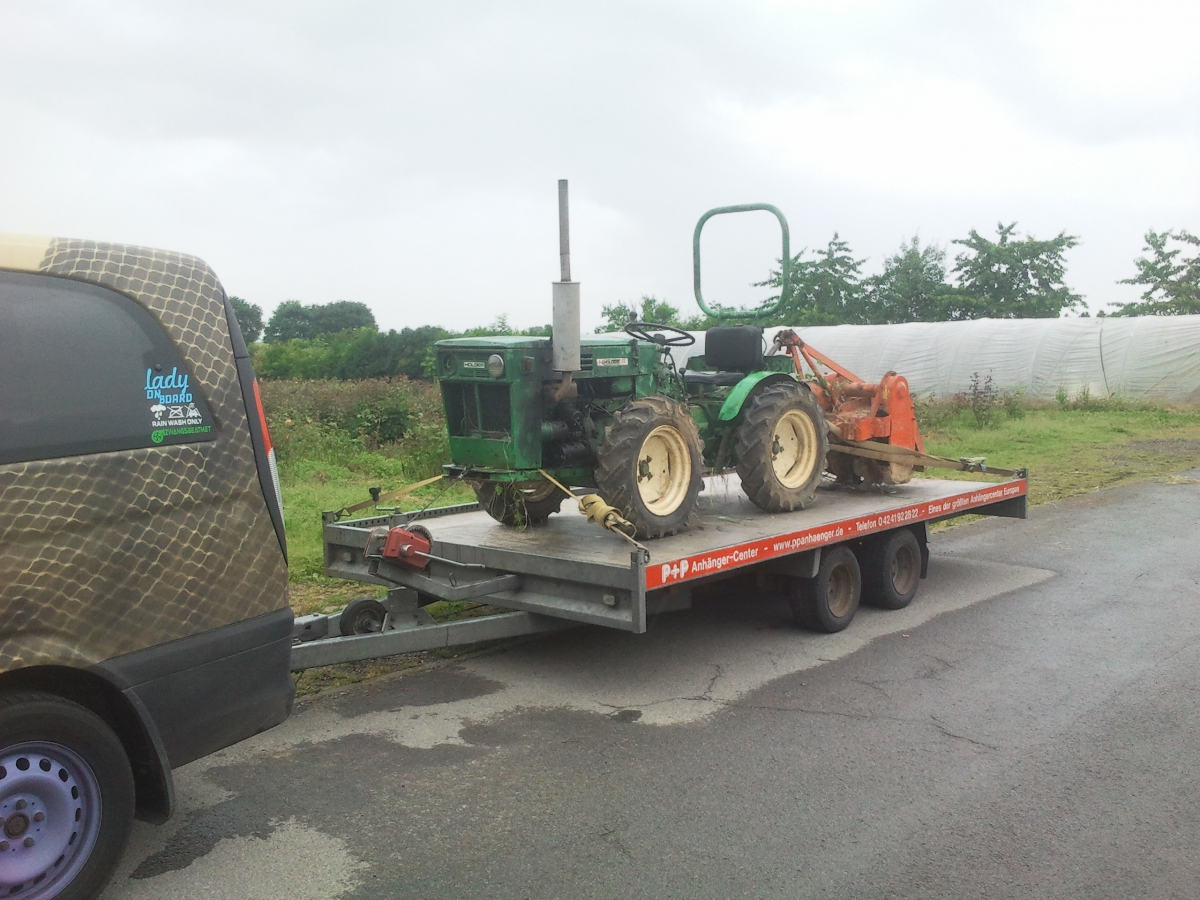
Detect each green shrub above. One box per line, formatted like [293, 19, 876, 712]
[259, 378, 450, 479]
[1002, 386, 1026, 420]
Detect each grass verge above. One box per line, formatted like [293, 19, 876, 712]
[916, 398, 1200, 503]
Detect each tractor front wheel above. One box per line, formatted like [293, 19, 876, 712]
[473, 480, 565, 528]
[736, 382, 829, 511]
[595, 396, 704, 539]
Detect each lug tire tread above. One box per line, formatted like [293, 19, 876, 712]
[595, 395, 704, 539]
[474, 481, 565, 527]
[735, 382, 829, 512]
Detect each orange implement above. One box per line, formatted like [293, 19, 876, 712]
[772, 329, 926, 485]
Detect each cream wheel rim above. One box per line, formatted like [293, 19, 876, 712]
[636, 425, 692, 516]
[772, 408, 820, 488]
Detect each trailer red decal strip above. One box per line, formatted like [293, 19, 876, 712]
[645, 480, 1027, 590]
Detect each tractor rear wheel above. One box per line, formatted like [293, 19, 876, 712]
[736, 381, 828, 511]
[595, 396, 704, 539]
[473, 480, 565, 527]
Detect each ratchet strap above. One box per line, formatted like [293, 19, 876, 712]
[538, 469, 648, 553]
[828, 438, 1025, 478]
[336, 474, 445, 518]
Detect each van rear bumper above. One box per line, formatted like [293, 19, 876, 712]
[94, 607, 295, 769]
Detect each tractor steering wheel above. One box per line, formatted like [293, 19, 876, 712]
[624, 321, 696, 348]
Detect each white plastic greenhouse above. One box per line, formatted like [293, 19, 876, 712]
[668, 315, 1200, 403]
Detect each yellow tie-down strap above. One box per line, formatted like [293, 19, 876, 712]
[336, 474, 445, 518]
[538, 469, 648, 553]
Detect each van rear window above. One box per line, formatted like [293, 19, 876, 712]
[0, 271, 217, 464]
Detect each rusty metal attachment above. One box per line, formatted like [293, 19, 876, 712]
[771, 329, 1020, 484]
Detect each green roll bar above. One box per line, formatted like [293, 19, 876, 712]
[693, 203, 791, 321]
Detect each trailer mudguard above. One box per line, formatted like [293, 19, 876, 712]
[718, 372, 796, 421]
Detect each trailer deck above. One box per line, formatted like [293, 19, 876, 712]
[293, 474, 1026, 670]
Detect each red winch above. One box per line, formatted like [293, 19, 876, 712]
[365, 524, 433, 569]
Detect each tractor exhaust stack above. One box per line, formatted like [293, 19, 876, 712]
[552, 180, 580, 399]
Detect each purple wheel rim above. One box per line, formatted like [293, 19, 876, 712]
[0, 741, 103, 900]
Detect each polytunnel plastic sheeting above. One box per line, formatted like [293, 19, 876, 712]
[663, 315, 1200, 401]
[1101, 316, 1200, 401]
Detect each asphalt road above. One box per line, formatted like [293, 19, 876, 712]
[102, 471, 1200, 900]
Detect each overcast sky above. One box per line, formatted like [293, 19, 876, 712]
[2, 1, 1197, 331]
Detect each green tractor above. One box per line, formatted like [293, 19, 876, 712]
[435, 183, 827, 538]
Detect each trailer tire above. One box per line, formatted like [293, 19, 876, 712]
[0, 691, 135, 900]
[473, 480, 565, 528]
[736, 382, 829, 512]
[790, 546, 861, 633]
[595, 396, 704, 539]
[340, 597, 388, 635]
[860, 528, 921, 610]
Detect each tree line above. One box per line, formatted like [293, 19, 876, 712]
[232, 303, 550, 381]
[601, 225, 1198, 330]
[233, 227, 1198, 380]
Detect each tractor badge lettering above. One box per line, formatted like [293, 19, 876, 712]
[462, 361, 486, 369]
[595, 357, 629, 367]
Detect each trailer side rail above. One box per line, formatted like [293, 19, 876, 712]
[297, 476, 1027, 671]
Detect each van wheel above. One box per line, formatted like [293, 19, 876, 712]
[0, 691, 134, 900]
[789, 546, 861, 633]
[860, 528, 921, 609]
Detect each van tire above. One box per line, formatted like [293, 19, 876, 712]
[0, 691, 135, 900]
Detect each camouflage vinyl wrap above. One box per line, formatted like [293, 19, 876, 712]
[0, 237, 289, 674]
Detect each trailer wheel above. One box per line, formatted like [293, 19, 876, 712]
[473, 480, 565, 528]
[790, 546, 861, 633]
[340, 597, 388, 635]
[595, 395, 704, 539]
[860, 528, 921, 610]
[0, 691, 134, 900]
[736, 382, 829, 512]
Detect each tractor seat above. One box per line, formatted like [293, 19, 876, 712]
[682, 370, 745, 386]
[705, 325, 764, 373]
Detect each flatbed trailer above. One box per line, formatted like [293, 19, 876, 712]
[291, 473, 1027, 670]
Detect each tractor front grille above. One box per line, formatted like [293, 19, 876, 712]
[444, 382, 512, 438]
